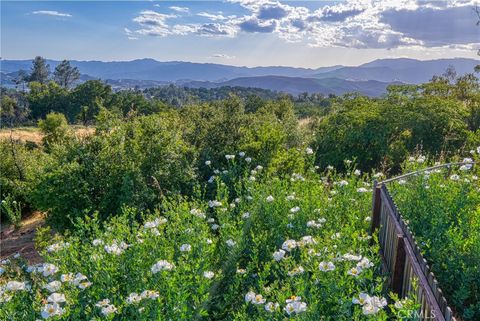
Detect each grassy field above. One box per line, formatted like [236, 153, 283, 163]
[0, 126, 95, 144]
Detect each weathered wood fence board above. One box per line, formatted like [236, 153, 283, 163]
[371, 181, 456, 321]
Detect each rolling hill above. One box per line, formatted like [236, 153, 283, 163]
[1, 57, 477, 96]
[183, 76, 398, 96]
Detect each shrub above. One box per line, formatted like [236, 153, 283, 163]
[1, 194, 22, 228]
[38, 112, 71, 151]
[390, 154, 480, 320]
[314, 82, 472, 173]
[32, 112, 196, 229]
[0, 139, 49, 220]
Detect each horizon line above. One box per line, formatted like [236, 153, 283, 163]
[1, 56, 477, 70]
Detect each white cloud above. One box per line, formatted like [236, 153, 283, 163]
[195, 23, 237, 37]
[169, 6, 190, 13]
[197, 12, 228, 21]
[130, 9, 238, 38]
[131, 10, 177, 37]
[32, 10, 72, 18]
[211, 53, 236, 59]
[130, 0, 479, 50]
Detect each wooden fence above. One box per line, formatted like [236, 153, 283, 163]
[371, 180, 458, 321]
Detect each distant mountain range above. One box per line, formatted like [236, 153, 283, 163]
[1, 57, 478, 96]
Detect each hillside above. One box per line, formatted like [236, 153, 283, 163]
[2, 57, 477, 96]
[184, 76, 397, 96]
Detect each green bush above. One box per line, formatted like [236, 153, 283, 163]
[0, 139, 49, 220]
[32, 112, 196, 229]
[390, 155, 480, 320]
[314, 76, 477, 173]
[38, 112, 71, 151]
[1, 194, 22, 228]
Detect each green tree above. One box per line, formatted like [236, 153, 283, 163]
[1, 89, 30, 126]
[0, 96, 17, 127]
[29, 56, 50, 84]
[14, 70, 29, 92]
[109, 90, 166, 116]
[71, 80, 112, 123]
[27, 81, 70, 120]
[53, 60, 80, 88]
[38, 112, 71, 151]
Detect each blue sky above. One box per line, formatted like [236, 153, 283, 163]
[1, 1, 479, 67]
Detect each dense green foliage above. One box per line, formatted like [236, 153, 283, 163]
[32, 111, 196, 229]
[144, 84, 281, 108]
[23, 80, 167, 123]
[21, 96, 303, 229]
[0, 161, 418, 320]
[38, 113, 71, 151]
[391, 156, 480, 320]
[314, 75, 480, 173]
[0, 139, 50, 220]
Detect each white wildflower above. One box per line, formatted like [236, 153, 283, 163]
[281, 240, 297, 252]
[245, 291, 256, 303]
[319, 261, 335, 272]
[151, 260, 175, 273]
[6, 281, 27, 291]
[141, 290, 159, 299]
[273, 249, 286, 261]
[208, 200, 222, 208]
[265, 302, 279, 312]
[347, 266, 363, 277]
[43, 281, 61, 293]
[352, 293, 370, 305]
[252, 294, 266, 305]
[290, 206, 300, 213]
[101, 304, 117, 316]
[126, 293, 142, 305]
[203, 271, 215, 279]
[41, 303, 65, 319]
[42, 264, 59, 277]
[47, 293, 66, 303]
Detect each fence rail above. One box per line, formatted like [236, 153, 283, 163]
[371, 182, 456, 321]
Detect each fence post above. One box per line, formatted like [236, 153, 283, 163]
[370, 180, 381, 235]
[392, 235, 407, 297]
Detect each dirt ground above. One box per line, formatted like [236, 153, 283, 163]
[0, 211, 44, 264]
[0, 126, 95, 144]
